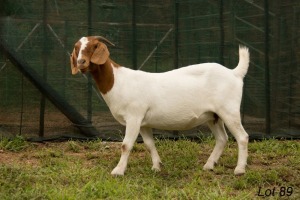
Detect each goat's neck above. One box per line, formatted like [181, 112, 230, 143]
[90, 58, 120, 95]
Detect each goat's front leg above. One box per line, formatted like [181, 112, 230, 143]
[111, 119, 141, 176]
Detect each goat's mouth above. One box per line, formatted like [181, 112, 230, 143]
[77, 67, 88, 74]
[77, 65, 89, 74]
[79, 67, 88, 74]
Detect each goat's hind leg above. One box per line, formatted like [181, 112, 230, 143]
[203, 119, 228, 171]
[221, 114, 249, 175]
[140, 127, 162, 171]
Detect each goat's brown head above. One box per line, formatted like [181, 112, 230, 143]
[70, 36, 115, 75]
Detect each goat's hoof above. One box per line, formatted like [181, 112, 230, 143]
[111, 172, 124, 176]
[203, 164, 214, 171]
[151, 161, 162, 172]
[111, 167, 125, 176]
[151, 166, 161, 172]
[234, 167, 246, 176]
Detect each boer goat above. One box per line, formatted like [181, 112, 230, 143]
[70, 36, 250, 176]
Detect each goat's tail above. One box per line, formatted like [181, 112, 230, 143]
[233, 45, 250, 79]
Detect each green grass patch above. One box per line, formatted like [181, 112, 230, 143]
[0, 135, 30, 152]
[0, 137, 299, 199]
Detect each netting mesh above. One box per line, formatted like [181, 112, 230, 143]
[0, 0, 299, 140]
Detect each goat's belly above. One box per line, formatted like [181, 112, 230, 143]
[142, 112, 214, 130]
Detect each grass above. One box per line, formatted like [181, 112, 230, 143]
[0, 136, 299, 200]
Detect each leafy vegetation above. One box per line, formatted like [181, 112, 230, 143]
[0, 137, 299, 199]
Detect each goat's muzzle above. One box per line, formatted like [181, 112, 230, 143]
[77, 58, 89, 73]
[77, 58, 86, 65]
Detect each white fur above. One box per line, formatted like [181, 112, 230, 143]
[79, 42, 250, 176]
[106, 63, 243, 130]
[78, 37, 88, 60]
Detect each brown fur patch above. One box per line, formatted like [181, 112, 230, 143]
[88, 39, 120, 94]
[121, 144, 127, 152]
[90, 58, 116, 94]
[91, 43, 109, 65]
[72, 37, 120, 94]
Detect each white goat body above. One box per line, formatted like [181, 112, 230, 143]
[71, 36, 250, 176]
[105, 62, 244, 130]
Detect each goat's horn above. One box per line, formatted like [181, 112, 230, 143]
[94, 36, 115, 46]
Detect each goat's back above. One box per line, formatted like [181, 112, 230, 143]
[103, 63, 244, 129]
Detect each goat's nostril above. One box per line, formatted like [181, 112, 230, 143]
[78, 59, 86, 65]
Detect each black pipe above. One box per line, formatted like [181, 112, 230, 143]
[0, 38, 100, 137]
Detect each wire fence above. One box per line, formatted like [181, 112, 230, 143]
[0, 0, 299, 141]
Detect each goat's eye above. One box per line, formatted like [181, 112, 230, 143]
[94, 45, 98, 49]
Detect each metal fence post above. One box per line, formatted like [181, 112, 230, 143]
[39, 0, 48, 137]
[264, 0, 271, 134]
[87, 0, 93, 123]
[173, 0, 179, 136]
[219, 0, 224, 65]
[174, 0, 179, 69]
[132, 0, 137, 70]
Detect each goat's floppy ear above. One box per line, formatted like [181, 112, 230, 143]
[91, 43, 110, 65]
[70, 48, 79, 75]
